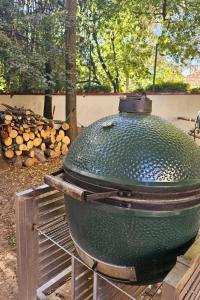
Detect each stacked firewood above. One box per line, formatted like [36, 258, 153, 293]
[0, 104, 70, 167]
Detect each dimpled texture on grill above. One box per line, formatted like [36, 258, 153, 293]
[64, 113, 200, 188]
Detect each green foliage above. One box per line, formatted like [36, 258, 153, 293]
[0, 0, 199, 93]
[0, 1, 66, 93]
[8, 235, 16, 247]
[82, 84, 111, 93]
[190, 87, 200, 93]
[143, 82, 190, 92]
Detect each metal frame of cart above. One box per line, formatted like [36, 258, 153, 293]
[16, 184, 200, 300]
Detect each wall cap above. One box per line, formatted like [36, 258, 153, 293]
[0, 92, 200, 96]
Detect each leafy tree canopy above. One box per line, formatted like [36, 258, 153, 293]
[0, 0, 199, 93]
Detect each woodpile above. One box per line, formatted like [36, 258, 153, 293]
[0, 104, 70, 167]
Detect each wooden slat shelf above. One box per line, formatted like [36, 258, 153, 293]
[15, 184, 200, 300]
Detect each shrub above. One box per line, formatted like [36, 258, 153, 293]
[190, 87, 200, 93]
[82, 84, 112, 93]
[135, 82, 190, 93]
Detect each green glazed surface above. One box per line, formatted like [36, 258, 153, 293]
[64, 113, 200, 191]
[65, 197, 200, 283]
[64, 111, 200, 283]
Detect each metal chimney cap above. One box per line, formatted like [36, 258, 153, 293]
[119, 95, 152, 113]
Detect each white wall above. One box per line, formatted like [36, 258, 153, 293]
[1, 94, 200, 133]
[0, 95, 44, 115]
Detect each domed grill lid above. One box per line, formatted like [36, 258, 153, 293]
[64, 96, 200, 192]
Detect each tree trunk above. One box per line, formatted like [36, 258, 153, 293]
[111, 34, 120, 93]
[126, 78, 130, 93]
[65, 0, 78, 142]
[43, 62, 53, 119]
[92, 24, 117, 92]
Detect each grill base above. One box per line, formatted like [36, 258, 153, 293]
[72, 236, 138, 283]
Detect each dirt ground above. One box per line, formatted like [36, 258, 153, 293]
[0, 158, 72, 300]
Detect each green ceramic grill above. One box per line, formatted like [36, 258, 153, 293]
[61, 95, 200, 284]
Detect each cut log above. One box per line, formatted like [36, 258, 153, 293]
[12, 125, 20, 131]
[7, 126, 12, 133]
[1, 104, 34, 117]
[51, 128, 56, 135]
[45, 149, 55, 158]
[40, 129, 47, 139]
[15, 150, 22, 156]
[40, 143, 46, 152]
[16, 135, 24, 145]
[0, 114, 13, 122]
[23, 157, 35, 167]
[55, 143, 61, 153]
[29, 132, 35, 140]
[5, 115, 13, 121]
[0, 130, 8, 139]
[62, 123, 69, 131]
[33, 137, 42, 147]
[62, 148, 68, 156]
[27, 140, 34, 150]
[49, 144, 55, 149]
[4, 149, 14, 158]
[29, 150, 35, 158]
[38, 125, 43, 131]
[57, 141, 62, 148]
[3, 137, 12, 146]
[33, 148, 46, 162]
[45, 129, 51, 138]
[56, 135, 62, 142]
[24, 150, 35, 158]
[14, 144, 27, 151]
[21, 144, 27, 151]
[50, 135, 56, 144]
[0, 105, 71, 164]
[59, 130, 65, 138]
[177, 117, 196, 122]
[54, 151, 61, 157]
[25, 110, 32, 116]
[4, 119, 11, 125]
[9, 129, 18, 139]
[23, 123, 29, 129]
[23, 132, 30, 142]
[61, 143, 68, 156]
[62, 136, 70, 145]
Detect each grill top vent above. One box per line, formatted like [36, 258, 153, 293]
[119, 95, 152, 114]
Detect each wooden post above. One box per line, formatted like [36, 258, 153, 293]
[162, 238, 200, 300]
[16, 192, 39, 300]
[71, 257, 93, 299]
[43, 62, 53, 120]
[65, 0, 78, 142]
